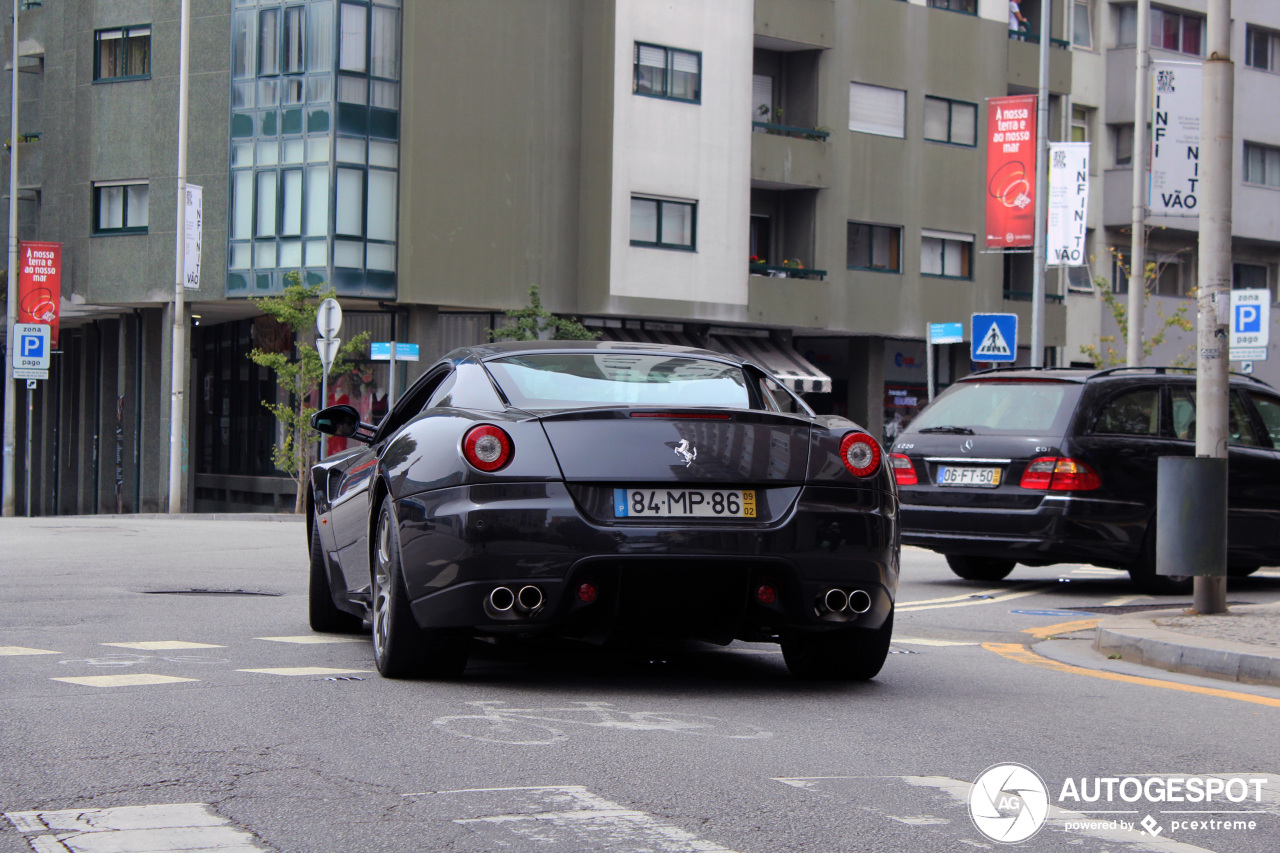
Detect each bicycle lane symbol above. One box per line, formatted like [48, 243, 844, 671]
[432, 701, 773, 746]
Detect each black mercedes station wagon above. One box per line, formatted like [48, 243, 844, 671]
[892, 367, 1280, 594]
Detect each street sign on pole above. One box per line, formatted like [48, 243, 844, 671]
[317, 338, 341, 376]
[929, 322, 964, 345]
[183, 184, 202, 289]
[1229, 289, 1270, 361]
[317, 298, 343, 340]
[12, 323, 51, 371]
[971, 314, 1018, 363]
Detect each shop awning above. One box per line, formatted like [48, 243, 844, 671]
[709, 335, 832, 394]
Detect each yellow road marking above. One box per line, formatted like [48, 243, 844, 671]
[236, 667, 371, 676]
[983, 643, 1280, 709]
[0, 646, 60, 656]
[101, 641, 226, 650]
[52, 674, 199, 687]
[1021, 618, 1100, 639]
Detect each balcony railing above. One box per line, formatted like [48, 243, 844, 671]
[752, 121, 830, 141]
[1011, 31, 1071, 49]
[750, 262, 827, 281]
[1004, 289, 1065, 304]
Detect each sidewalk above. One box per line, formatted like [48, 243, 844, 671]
[1093, 602, 1280, 688]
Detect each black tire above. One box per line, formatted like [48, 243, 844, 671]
[370, 496, 469, 679]
[1127, 526, 1193, 595]
[782, 611, 894, 681]
[309, 519, 363, 633]
[945, 555, 1016, 582]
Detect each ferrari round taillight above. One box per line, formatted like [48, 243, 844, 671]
[839, 432, 882, 478]
[462, 424, 513, 472]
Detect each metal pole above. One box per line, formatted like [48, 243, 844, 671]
[925, 324, 936, 403]
[1029, 1, 1051, 367]
[1127, 0, 1151, 366]
[23, 381, 30, 515]
[167, 0, 191, 513]
[1194, 0, 1233, 615]
[3, 0, 20, 516]
[387, 312, 397, 412]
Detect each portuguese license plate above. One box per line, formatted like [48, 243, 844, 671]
[614, 488, 757, 518]
[936, 466, 1002, 488]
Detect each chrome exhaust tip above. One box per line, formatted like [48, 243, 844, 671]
[488, 586, 515, 612]
[822, 588, 848, 613]
[516, 585, 544, 612]
[846, 589, 872, 614]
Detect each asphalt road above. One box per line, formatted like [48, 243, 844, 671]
[2, 516, 1278, 853]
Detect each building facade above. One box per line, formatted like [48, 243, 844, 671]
[3, 0, 1082, 515]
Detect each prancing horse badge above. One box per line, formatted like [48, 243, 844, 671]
[674, 439, 697, 467]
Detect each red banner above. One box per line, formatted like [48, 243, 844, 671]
[18, 241, 61, 347]
[985, 95, 1037, 249]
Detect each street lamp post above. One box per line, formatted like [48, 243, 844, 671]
[3, 0, 21, 517]
[167, 0, 191, 513]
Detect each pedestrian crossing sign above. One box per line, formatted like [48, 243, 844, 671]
[971, 313, 1018, 362]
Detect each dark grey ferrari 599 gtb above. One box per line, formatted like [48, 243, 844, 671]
[307, 340, 899, 680]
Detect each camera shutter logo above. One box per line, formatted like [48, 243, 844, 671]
[968, 763, 1050, 843]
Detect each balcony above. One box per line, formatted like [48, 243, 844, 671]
[749, 262, 827, 282]
[754, 0, 834, 50]
[751, 127, 830, 189]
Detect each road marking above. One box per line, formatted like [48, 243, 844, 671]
[236, 666, 372, 676]
[1104, 594, 1155, 607]
[425, 785, 741, 853]
[4, 802, 269, 851]
[1071, 567, 1127, 576]
[101, 640, 226, 650]
[51, 673, 199, 688]
[255, 635, 366, 644]
[896, 588, 1006, 606]
[897, 585, 1052, 612]
[983, 642, 1280, 709]
[893, 638, 979, 647]
[0, 646, 60, 656]
[1021, 618, 1100, 640]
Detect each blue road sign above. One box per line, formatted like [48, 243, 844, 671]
[1235, 304, 1261, 334]
[971, 314, 1018, 362]
[13, 323, 51, 370]
[929, 322, 964, 345]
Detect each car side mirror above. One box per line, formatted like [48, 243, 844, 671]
[311, 405, 372, 442]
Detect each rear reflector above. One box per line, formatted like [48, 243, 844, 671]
[755, 584, 778, 605]
[628, 412, 732, 420]
[577, 582, 599, 603]
[1019, 457, 1101, 491]
[889, 453, 917, 486]
[839, 432, 882, 478]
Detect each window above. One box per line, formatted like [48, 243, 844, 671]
[1172, 388, 1261, 446]
[1247, 25, 1280, 72]
[1151, 7, 1203, 55]
[1112, 123, 1133, 166]
[93, 181, 149, 234]
[1071, 107, 1090, 143]
[1244, 141, 1280, 188]
[849, 82, 905, 138]
[921, 230, 972, 278]
[1092, 388, 1160, 436]
[924, 96, 977, 146]
[928, 0, 976, 13]
[847, 222, 901, 272]
[95, 26, 151, 81]
[630, 196, 696, 251]
[633, 43, 701, 103]
[1248, 392, 1280, 445]
[1073, 0, 1094, 48]
[1233, 263, 1268, 291]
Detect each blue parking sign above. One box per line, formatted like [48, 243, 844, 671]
[971, 314, 1018, 362]
[13, 323, 51, 370]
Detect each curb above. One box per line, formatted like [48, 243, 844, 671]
[1093, 605, 1280, 688]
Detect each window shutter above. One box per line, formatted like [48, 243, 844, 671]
[671, 51, 698, 73]
[637, 45, 666, 67]
[753, 74, 773, 121]
[849, 82, 905, 138]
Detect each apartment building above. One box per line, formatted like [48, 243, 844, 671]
[1065, 0, 1280, 384]
[1, 0, 1072, 515]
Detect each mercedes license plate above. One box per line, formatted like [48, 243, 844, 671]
[936, 466, 1002, 488]
[614, 488, 757, 518]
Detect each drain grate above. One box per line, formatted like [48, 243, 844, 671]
[322, 676, 364, 681]
[889, 648, 920, 655]
[143, 589, 282, 597]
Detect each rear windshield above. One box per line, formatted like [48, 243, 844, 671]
[907, 380, 1081, 435]
[484, 353, 751, 411]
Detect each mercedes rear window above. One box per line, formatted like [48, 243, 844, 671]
[484, 353, 750, 411]
[908, 380, 1082, 435]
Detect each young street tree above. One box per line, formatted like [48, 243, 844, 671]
[1079, 249, 1194, 368]
[491, 284, 600, 342]
[248, 274, 369, 513]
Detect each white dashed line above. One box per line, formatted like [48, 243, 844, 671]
[897, 585, 1052, 612]
[236, 667, 372, 677]
[255, 635, 367, 644]
[51, 674, 199, 688]
[0, 646, 60, 656]
[4, 802, 269, 851]
[101, 640, 227, 650]
[893, 638, 980, 647]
